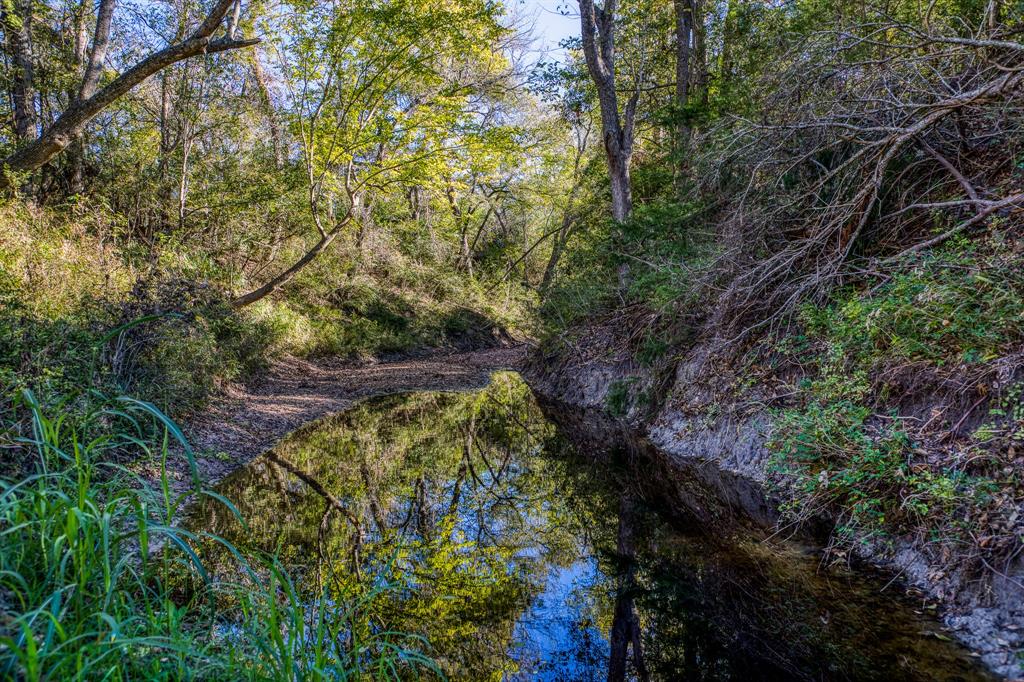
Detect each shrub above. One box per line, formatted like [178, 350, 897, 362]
[768, 240, 1021, 547]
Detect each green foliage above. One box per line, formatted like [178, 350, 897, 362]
[0, 0, 542, 426]
[636, 326, 672, 367]
[768, 241, 1022, 545]
[800, 242, 1024, 368]
[254, 255, 527, 359]
[0, 196, 530, 428]
[540, 192, 711, 336]
[0, 207, 271, 421]
[538, 236, 617, 335]
[974, 380, 1024, 445]
[770, 399, 985, 543]
[619, 200, 704, 312]
[124, 305, 278, 412]
[606, 378, 636, 418]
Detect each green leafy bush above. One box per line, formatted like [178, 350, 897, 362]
[606, 378, 636, 418]
[770, 399, 986, 543]
[800, 242, 1024, 369]
[769, 241, 1020, 545]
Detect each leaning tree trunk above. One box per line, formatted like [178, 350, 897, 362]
[540, 210, 575, 292]
[231, 225, 346, 308]
[233, 191, 359, 308]
[0, 0, 256, 187]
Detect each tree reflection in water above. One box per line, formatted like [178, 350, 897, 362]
[187, 372, 993, 681]
[190, 372, 601, 678]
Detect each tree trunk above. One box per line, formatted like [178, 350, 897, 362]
[231, 222, 346, 308]
[67, 0, 117, 195]
[692, 0, 707, 105]
[233, 187, 358, 307]
[720, 0, 740, 96]
[578, 0, 636, 223]
[0, 0, 256, 187]
[540, 212, 574, 292]
[78, 0, 116, 101]
[986, 0, 1002, 34]
[674, 0, 691, 106]
[250, 51, 284, 170]
[178, 134, 193, 230]
[2, 0, 36, 142]
[156, 72, 175, 236]
[68, 1, 91, 194]
[672, 0, 694, 196]
[607, 139, 633, 222]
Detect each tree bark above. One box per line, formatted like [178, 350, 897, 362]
[68, 0, 117, 194]
[672, 0, 695, 196]
[986, 0, 1002, 34]
[0, 0, 256, 187]
[578, 0, 636, 223]
[674, 0, 691, 106]
[250, 51, 285, 170]
[78, 0, 116, 101]
[691, 0, 707, 105]
[2, 0, 36, 142]
[540, 211, 575, 292]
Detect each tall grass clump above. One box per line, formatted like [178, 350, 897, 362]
[0, 390, 438, 680]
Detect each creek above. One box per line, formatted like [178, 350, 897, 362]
[186, 372, 993, 680]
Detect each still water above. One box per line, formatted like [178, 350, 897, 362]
[188, 372, 992, 681]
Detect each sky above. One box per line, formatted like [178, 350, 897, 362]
[516, 0, 579, 64]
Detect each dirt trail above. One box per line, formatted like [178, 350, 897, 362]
[149, 346, 526, 494]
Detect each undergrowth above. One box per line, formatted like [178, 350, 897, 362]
[539, 191, 710, 339]
[0, 201, 527, 425]
[768, 237, 1024, 555]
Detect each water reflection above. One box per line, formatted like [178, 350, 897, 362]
[188, 372, 992, 681]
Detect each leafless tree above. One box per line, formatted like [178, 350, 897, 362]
[689, 14, 1024, 341]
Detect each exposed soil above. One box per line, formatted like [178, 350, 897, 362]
[526, 339, 1024, 679]
[145, 346, 526, 496]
